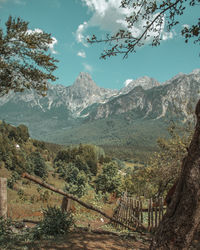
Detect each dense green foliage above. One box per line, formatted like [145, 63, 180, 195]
[0, 121, 29, 144]
[54, 144, 104, 176]
[53, 144, 105, 197]
[0, 121, 49, 185]
[29, 151, 47, 179]
[95, 161, 123, 196]
[123, 121, 193, 198]
[0, 16, 58, 96]
[33, 206, 74, 238]
[47, 116, 167, 161]
[1, 119, 192, 201]
[0, 217, 12, 238]
[64, 163, 87, 198]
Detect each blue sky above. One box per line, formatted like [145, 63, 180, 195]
[0, 0, 199, 90]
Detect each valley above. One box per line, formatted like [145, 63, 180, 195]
[0, 69, 199, 159]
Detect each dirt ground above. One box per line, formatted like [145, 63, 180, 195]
[17, 231, 150, 250]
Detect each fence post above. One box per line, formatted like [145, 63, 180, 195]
[0, 178, 7, 218]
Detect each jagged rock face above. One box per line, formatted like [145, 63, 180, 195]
[0, 72, 117, 116]
[87, 70, 200, 120]
[64, 72, 118, 115]
[120, 76, 160, 94]
[0, 69, 199, 141]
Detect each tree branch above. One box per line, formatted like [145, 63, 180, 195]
[22, 172, 147, 231]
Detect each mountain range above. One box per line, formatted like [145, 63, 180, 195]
[0, 69, 199, 159]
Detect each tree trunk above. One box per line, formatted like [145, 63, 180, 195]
[150, 99, 200, 249]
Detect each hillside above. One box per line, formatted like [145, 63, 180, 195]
[0, 69, 199, 158]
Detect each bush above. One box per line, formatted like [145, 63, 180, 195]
[33, 206, 73, 238]
[64, 163, 88, 198]
[29, 152, 47, 179]
[7, 171, 20, 189]
[0, 217, 12, 237]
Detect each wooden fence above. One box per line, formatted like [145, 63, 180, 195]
[0, 178, 7, 218]
[112, 193, 165, 231]
[0, 176, 165, 232]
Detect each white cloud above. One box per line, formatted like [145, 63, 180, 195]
[83, 62, 93, 72]
[182, 24, 190, 29]
[162, 31, 174, 41]
[26, 28, 43, 35]
[77, 0, 173, 46]
[27, 29, 58, 54]
[124, 79, 133, 87]
[49, 37, 58, 54]
[76, 21, 88, 47]
[77, 50, 86, 58]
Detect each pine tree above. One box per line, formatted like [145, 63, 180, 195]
[0, 16, 58, 96]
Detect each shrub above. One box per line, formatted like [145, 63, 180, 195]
[0, 217, 12, 237]
[33, 206, 74, 238]
[7, 171, 20, 189]
[29, 152, 47, 179]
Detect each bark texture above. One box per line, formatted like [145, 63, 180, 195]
[150, 99, 200, 249]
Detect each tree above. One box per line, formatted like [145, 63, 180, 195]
[150, 100, 200, 249]
[54, 144, 99, 176]
[63, 163, 88, 198]
[122, 121, 193, 199]
[0, 16, 58, 96]
[88, 0, 199, 59]
[29, 151, 47, 179]
[142, 121, 193, 198]
[88, 1, 200, 248]
[95, 161, 123, 195]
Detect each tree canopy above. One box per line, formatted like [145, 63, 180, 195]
[88, 0, 200, 59]
[0, 16, 58, 96]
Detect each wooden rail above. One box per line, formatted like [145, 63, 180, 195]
[113, 193, 165, 231]
[22, 172, 147, 231]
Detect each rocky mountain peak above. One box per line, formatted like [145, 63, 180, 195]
[78, 72, 92, 79]
[191, 69, 200, 75]
[120, 76, 160, 94]
[73, 72, 98, 90]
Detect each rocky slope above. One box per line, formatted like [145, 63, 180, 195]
[120, 76, 160, 94]
[86, 69, 200, 121]
[0, 69, 199, 149]
[0, 72, 117, 117]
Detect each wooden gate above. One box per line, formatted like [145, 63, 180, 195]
[112, 193, 165, 231]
